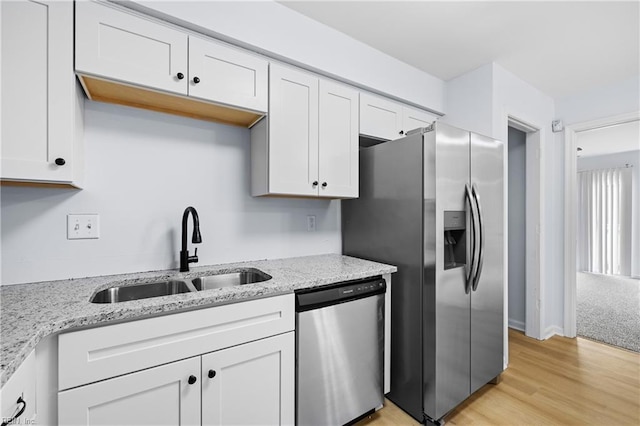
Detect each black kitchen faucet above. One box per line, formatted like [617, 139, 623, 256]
[180, 206, 202, 272]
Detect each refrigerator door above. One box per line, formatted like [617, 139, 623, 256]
[470, 132, 505, 393]
[424, 123, 471, 420]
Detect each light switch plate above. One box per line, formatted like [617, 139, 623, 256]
[67, 214, 100, 239]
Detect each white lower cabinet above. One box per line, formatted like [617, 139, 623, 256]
[58, 357, 201, 425]
[59, 333, 294, 426]
[202, 333, 294, 425]
[0, 351, 36, 424]
[57, 295, 294, 425]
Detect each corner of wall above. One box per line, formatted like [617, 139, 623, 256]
[442, 62, 495, 135]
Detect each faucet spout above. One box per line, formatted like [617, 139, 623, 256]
[180, 206, 202, 272]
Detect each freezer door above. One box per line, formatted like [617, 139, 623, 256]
[424, 123, 471, 420]
[470, 132, 505, 393]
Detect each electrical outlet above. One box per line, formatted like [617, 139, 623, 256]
[67, 214, 100, 240]
[307, 215, 316, 232]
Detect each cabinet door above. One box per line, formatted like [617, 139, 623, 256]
[201, 332, 294, 426]
[268, 65, 319, 196]
[188, 36, 267, 112]
[402, 106, 437, 134]
[0, 351, 36, 422]
[359, 93, 403, 141]
[1, 0, 75, 183]
[318, 80, 359, 198]
[75, 1, 188, 95]
[58, 357, 200, 426]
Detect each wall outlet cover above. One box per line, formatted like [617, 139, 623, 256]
[307, 215, 316, 232]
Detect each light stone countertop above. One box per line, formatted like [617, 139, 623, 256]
[0, 254, 396, 387]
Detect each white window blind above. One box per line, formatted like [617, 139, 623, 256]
[577, 167, 632, 276]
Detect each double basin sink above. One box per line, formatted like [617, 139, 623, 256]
[91, 269, 272, 304]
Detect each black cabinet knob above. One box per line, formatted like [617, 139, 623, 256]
[55, 158, 66, 166]
[208, 369, 216, 379]
[193, 76, 200, 84]
[321, 182, 327, 188]
[312, 181, 318, 187]
[399, 130, 404, 135]
[188, 375, 197, 385]
[176, 72, 184, 80]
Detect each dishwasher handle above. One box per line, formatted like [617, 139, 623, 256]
[295, 276, 386, 312]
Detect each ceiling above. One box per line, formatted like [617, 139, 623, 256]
[577, 120, 640, 157]
[279, 1, 639, 99]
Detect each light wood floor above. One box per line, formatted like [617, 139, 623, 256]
[357, 329, 640, 425]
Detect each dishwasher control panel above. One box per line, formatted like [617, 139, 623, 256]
[339, 280, 385, 297]
[295, 276, 386, 312]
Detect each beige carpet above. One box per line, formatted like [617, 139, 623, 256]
[577, 272, 640, 352]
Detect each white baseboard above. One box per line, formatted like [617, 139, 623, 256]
[508, 318, 525, 332]
[544, 325, 564, 339]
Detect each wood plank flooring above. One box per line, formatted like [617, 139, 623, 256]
[357, 329, 640, 425]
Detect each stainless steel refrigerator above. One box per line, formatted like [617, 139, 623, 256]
[342, 122, 504, 424]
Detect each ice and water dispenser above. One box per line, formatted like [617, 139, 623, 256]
[444, 211, 466, 269]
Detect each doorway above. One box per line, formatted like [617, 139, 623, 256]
[563, 112, 640, 347]
[505, 116, 543, 344]
[572, 120, 639, 351]
[507, 127, 526, 332]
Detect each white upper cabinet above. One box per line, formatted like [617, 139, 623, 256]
[189, 36, 267, 112]
[75, 1, 268, 126]
[360, 92, 437, 141]
[402, 105, 438, 134]
[318, 80, 359, 198]
[360, 93, 403, 141]
[252, 64, 358, 199]
[1, 0, 82, 186]
[265, 64, 320, 197]
[75, 0, 188, 95]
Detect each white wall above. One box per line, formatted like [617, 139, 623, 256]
[1, 101, 341, 285]
[578, 150, 640, 278]
[442, 63, 494, 136]
[491, 64, 559, 338]
[125, 0, 445, 112]
[557, 77, 640, 298]
[556, 76, 640, 125]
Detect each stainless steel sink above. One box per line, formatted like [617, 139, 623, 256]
[91, 280, 196, 303]
[191, 269, 272, 291]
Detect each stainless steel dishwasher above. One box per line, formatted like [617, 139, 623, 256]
[296, 276, 386, 426]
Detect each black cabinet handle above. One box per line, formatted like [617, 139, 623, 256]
[188, 375, 197, 385]
[0, 396, 26, 426]
[399, 130, 404, 135]
[321, 182, 327, 188]
[55, 158, 65, 166]
[176, 72, 184, 80]
[193, 76, 200, 84]
[208, 369, 216, 379]
[312, 181, 318, 187]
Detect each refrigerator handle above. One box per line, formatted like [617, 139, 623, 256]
[471, 184, 485, 291]
[465, 184, 478, 294]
